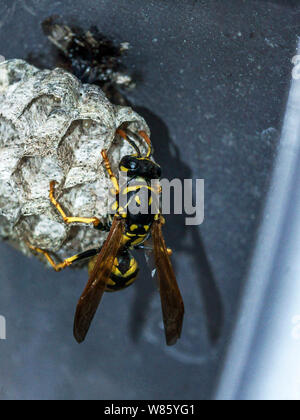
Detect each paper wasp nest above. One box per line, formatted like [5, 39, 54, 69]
[0, 59, 149, 266]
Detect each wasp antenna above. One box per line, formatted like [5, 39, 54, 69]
[138, 130, 153, 157]
[116, 128, 141, 157]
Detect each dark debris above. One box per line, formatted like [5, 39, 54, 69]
[40, 16, 134, 105]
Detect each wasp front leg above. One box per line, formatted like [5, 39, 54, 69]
[49, 181, 102, 228]
[101, 150, 120, 195]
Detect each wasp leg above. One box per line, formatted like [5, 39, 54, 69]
[94, 221, 111, 232]
[49, 181, 101, 227]
[101, 150, 120, 195]
[166, 248, 173, 256]
[27, 242, 100, 272]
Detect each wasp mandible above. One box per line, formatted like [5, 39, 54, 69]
[28, 128, 184, 345]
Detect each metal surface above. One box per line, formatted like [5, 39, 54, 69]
[0, 0, 297, 400]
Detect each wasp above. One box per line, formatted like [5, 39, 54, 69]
[28, 129, 184, 345]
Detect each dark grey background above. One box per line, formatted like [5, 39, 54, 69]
[0, 0, 298, 400]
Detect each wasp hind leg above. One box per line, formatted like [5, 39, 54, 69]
[49, 181, 102, 228]
[27, 243, 100, 272]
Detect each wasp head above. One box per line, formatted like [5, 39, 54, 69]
[119, 155, 161, 179]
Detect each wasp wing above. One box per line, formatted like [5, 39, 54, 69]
[151, 219, 184, 345]
[74, 217, 125, 343]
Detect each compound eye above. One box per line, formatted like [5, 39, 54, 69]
[129, 160, 138, 170]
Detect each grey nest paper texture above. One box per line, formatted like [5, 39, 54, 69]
[0, 59, 149, 266]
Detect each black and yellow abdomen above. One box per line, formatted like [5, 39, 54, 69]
[88, 249, 139, 292]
